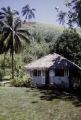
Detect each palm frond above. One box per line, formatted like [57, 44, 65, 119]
[14, 34, 22, 53]
[0, 16, 5, 19]
[7, 6, 11, 13]
[0, 6, 31, 56]
[1, 7, 7, 12]
[0, 12, 5, 16]
[14, 18, 21, 30]
[17, 33, 30, 43]
[3, 26, 11, 32]
[30, 11, 35, 18]
[0, 20, 4, 26]
[32, 8, 36, 11]
[13, 10, 19, 15]
[22, 4, 30, 10]
[0, 11, 5, 20]
[17, 29, 30, 36]
[22, 11, 26, 16]
[4, 32, 11, 47]
[21, 4, 35, 20]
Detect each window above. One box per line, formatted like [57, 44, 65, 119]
[33, 70, 41, 76]
[55, 69, 64, 76]
[33, 70, 37, 76]
[42, 71, 45, 76]
[64, 69, 69, 76]
[38, 70, 41, 76]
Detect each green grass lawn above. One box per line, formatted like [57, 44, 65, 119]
[0, 87, 81, 120]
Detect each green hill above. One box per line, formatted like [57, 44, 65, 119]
[21, 22, 64, 60]
[1, 22, 81, 79]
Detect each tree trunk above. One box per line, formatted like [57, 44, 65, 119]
[12, 51, 14, 79]
[12, 16, 14, 79]
[12, 15, 14, 79]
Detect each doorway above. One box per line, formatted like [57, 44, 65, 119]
[45, 70, 49, 85]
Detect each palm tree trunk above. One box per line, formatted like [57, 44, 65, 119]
[12, 51, 14, 79]
[12, 15, 14, 79]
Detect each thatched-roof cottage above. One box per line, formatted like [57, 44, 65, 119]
[25, 53, 81, 88]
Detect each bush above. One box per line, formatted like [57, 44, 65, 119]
[11, 75, 31, 87]
[0, 69, 4, 81]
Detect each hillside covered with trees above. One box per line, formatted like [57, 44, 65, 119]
[0, 21, 64, 80]
[22, 22, 64, 61]
[1, 21, 81, 80]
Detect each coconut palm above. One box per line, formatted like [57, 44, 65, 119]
[0, 6, 30, 79]
[0, 34, 6, 75]
[22, 4, 36, 21]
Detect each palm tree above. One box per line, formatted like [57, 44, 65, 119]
[0, 33, 7, 75]
[0, 6, 31, 79]
[22, 4, 36, 21]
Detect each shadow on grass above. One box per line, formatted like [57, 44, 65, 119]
[37, 87, 81, 107]
[31, 101, 38, 104]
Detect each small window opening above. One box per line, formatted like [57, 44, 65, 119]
[55, 69, 64, 76]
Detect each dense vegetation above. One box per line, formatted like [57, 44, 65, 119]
[0, 4, 64, 81]
[57, 0, 81, 27]
[0, 21, 64, 80]
[1, 1, 81, 83]
[54, 29, 81, 66]
[1, 21, 81, 82]
[0, 5, 35, 80]
[22, 22, 64, 60]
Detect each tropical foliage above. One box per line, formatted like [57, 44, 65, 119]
[57, 0, 81, 27]
[0, 6, 30, 78]
[54, 29, 81, 65]
[0, 3, 81, 81]
[22, 4, 36, 21]
[22, 23, 63, 61]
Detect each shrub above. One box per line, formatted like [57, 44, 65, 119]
[0, 69, 4, 81]
[11, 75, 31, 87]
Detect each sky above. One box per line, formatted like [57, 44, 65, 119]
[0, 0, 66, 25]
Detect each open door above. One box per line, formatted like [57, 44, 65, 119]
[45, 70, 49, 85]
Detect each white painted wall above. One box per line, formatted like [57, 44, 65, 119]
[30, 69, 69, 87]
[30, 70, 45, 86]
[50, 76, 69, 87]
[32, 76, 45, 86]
[49, 69, 69, 87]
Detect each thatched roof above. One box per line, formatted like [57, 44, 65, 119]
[25, 53, 81, 70]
